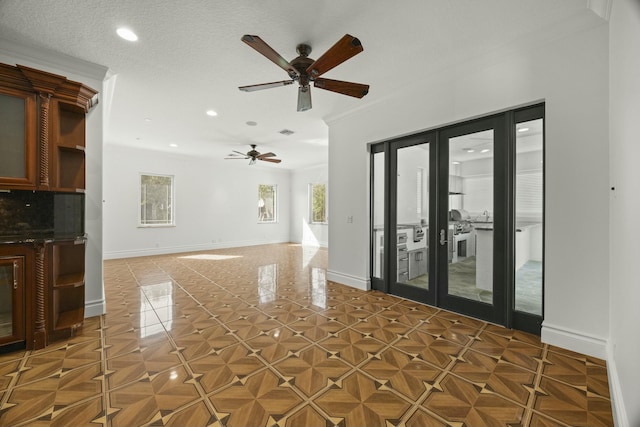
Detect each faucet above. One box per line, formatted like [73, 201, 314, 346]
[482, 210, 489, 222]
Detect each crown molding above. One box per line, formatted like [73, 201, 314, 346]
[588, 0, 612, 21]
[0, 38, 108, 82]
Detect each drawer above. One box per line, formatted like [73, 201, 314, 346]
[398, 233, 408, 244]
[398, 271, 409, 282]
[398, 257, 408, 272]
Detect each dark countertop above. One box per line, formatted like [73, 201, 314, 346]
[0, 233, 87, 244]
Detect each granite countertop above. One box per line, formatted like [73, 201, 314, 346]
[0, 233, 87, 244]
[470, 222, 542, 231]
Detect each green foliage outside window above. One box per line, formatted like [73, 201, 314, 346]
[258, 184, 276, 222]
[311, 183, 327, 224]
[140, 174, 174, 225]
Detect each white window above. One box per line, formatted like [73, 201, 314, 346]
[258, 184, 277, 223]
[139, 174, 174, 226]
[309, 183, 327, 224]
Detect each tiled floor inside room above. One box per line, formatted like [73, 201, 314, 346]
[0, 244, 613, 426]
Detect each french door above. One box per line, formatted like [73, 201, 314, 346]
[371, 105, 544, 333]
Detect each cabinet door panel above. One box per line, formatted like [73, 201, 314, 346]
[0, 256, 25, 346]
[0, 88, 37, 189]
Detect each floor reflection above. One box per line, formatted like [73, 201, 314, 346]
[258, 263, 277, 304]
[140, 281, 173, 336]
[311, 267, 327, 309]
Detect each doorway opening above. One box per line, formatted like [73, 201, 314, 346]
[370, 104, 544, 334]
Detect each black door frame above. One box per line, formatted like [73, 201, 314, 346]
[369, 103, 544, 334]
[436, 114, 507, 325]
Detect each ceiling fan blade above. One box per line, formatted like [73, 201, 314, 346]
[225, 157, 248, 160]
[314, 78, 369, 98]
[306, 34, 363, 78]
[239, 80, 294, 92]
[241, 35, 300, 78]
[232, 150, 249, 156]
[297, 86, 312, 112]
[260, 157, 282, 163]
[257, 152, 276, 159]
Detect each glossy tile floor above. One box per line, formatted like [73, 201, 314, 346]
[0, 244, 613, 426]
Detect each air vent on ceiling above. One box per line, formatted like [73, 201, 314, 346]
[279, 129, 295, 136]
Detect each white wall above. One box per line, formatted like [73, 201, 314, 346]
[608, 0, 640, 425]
[0, 40, 107, 318]
[327, 12, 611, 358]
[103, 144, 291, 258]
[289, 164, 328, 247]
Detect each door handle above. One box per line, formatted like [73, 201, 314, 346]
[13, 261, 18, 289]
[439, 229, 448, 246]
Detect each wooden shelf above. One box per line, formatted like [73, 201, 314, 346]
[57, 105, 85, 149]
[52, 285, 84, 330]
[54, 272, 84, 288]
[56, 147, 85, 191]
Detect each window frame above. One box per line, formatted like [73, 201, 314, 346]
[138, 173, 175, 227]
[258, 184, 277, 223]
[308, 183, 328, 225]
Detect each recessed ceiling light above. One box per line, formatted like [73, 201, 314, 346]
[518, 127, 529, 133]
[144, 118, 152, 122]
[206, 110, 218, 117]
[169, 144, 178, 148]
[481, 149, 490, 153]
[279, 129, 295, 136]
[464, 148, 475, 153]
[116, 27, 138, 42]
[246, 121, 257, 126]
[452, 161, 461, 165]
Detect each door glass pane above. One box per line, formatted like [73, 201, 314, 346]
[396, 145, 429, 289]
[0, 93, 26, 178]
[372, 152, 385, 280]
[448, 129, 494, 303]
[0, 262, 14, 338]
[515, 119, 543, 315]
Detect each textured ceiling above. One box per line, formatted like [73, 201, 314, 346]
[0, 0, 594, 169]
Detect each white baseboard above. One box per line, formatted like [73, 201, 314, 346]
[326, 270, 370, 291]
[84, 298, 106, 318]
[103, 239, 290, 260]
[541, 322, 608, 359]
[606, 349, 629, 427]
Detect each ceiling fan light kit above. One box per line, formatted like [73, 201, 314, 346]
[239, 34, 369, 112]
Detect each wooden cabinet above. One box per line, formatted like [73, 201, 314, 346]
[48, 240, 85, 333]
[0, 63, 96, 351]
[0, 63, 97, 193]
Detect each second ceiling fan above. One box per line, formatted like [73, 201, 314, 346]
[239, 34, 369, 112]
[225, 144, 282, 165]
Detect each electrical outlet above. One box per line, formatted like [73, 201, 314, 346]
[347, 215, 354, 223]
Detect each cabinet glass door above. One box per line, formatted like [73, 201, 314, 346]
[0, 256, 24, 345]
[0, 89, 37, 188]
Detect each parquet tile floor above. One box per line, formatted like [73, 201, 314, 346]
[0, 244, 613, 426]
